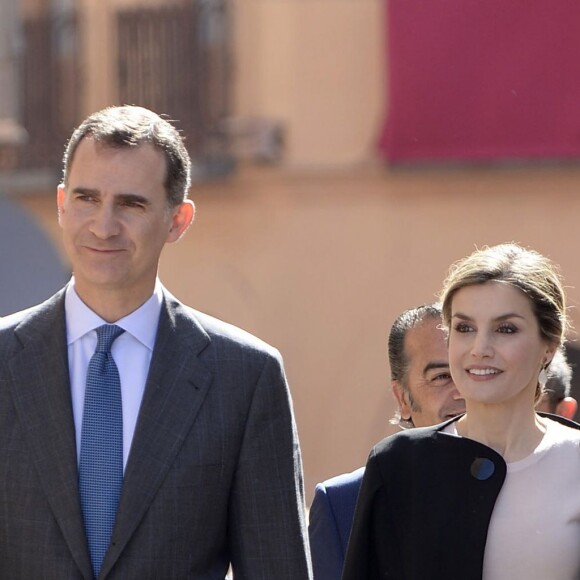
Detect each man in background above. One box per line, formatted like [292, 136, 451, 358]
[536, 348, 577, 419]
[308, 303, 465, 580]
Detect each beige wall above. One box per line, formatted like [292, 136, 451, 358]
[18, 163, 580, 501]
[233, 0, 385, 167]
[78, 0, 116, 114]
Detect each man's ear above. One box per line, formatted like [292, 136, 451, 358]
[555, 397, 578, 420]
[391, 380, 412, 422]
[167, 199, 195, 242]
[57, 184, 66, 226]
[543, 342, 558, 368]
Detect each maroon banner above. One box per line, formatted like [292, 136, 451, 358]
[379, 0, 580, 163]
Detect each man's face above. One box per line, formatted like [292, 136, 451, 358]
[393, 317, 465, 427]
[57, 138, 193, 307]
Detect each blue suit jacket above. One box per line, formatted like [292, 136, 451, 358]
[308, 467, 365, 580]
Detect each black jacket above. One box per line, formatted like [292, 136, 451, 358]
[341, 414, 580, 580]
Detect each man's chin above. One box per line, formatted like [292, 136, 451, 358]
[73, 271, 129, 293]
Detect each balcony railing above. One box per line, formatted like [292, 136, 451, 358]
[19, 10, 81, 171]
[117, 1, 233, 178]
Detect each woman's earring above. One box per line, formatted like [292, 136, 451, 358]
[538, 366, 548, 389]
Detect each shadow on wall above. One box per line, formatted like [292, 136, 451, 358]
[0, 194, 70, 316]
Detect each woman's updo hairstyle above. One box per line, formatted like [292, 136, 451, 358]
[440, 243, 568, 349]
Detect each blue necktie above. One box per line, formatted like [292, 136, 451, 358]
[79, 324, 125, 578]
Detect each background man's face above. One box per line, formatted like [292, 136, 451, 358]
[394, 318, 465, 427]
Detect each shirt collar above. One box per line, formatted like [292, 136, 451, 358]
[64, 277, 163, 351]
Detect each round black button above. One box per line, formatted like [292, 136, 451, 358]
[470, 457, 495, 480]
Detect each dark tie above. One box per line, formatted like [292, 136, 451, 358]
[79, 324, 125, 578]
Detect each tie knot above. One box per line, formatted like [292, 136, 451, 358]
[95, 324, 125, 353]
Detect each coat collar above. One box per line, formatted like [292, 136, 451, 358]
[432, 411, 580, 433]
[6, 289, 94, 579]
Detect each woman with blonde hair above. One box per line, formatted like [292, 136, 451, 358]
[342, 243, 580, 580]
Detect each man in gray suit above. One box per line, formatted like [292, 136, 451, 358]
[0, 105, 312, 579]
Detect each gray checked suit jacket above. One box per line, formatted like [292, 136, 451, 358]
[0, 287, 312, 579]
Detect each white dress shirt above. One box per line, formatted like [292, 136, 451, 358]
[64, 278, 163, 470]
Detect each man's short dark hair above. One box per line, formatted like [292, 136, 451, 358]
[61, 105, 191, 207]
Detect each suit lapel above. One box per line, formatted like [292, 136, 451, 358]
[102, 291, 213, 576]
[6, 291, 94, 579]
